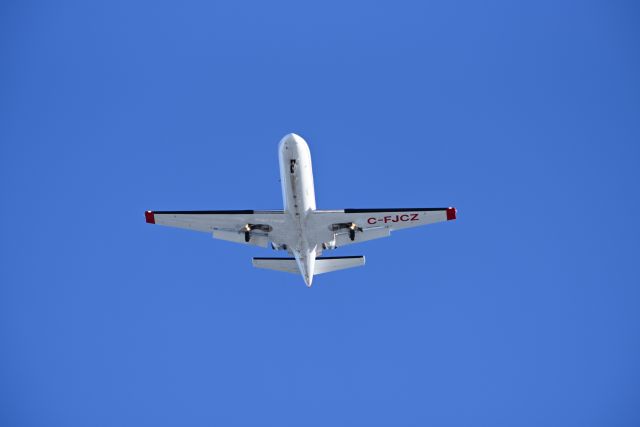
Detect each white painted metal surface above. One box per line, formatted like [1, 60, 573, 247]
[253, 256, 365, 275]
[145, 133, 457, 287]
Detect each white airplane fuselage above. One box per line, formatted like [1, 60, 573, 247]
[278, 133, 318, 286]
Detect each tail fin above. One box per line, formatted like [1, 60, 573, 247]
[252, 256, 365, 275]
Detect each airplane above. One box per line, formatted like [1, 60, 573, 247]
[145, 133, 456, 287]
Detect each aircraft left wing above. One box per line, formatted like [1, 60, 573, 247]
[144, 210, 287, 248]
[309, 207, 456, 248]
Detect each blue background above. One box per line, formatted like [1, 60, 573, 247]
[1, 1, 639, 425]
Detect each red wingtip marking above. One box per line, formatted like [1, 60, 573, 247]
[446, 207, 457, 221]
[145, 211, 155, 224]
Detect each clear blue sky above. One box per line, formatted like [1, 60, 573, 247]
[1, 1, 639, 426]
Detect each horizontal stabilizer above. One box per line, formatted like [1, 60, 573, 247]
[315, 256, 365, 274]
[252, 257, 299, 274]
[252, 256, 365, 276]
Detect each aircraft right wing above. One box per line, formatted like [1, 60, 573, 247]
[144, 210, 287, 248]
[309, 207, 456, 248]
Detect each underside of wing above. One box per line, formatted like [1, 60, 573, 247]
[341, 207, 456, 228]
[144, 210, 287, 247]
[309, 207, 456, 248]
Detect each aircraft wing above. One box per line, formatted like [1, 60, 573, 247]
[144, 210, 287, 248]
[310, 207, 456, 248]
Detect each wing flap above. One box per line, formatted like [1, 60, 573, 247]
[333, 226, 390, 248]
[213, 230, 270, 248]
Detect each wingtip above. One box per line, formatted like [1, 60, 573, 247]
[145, 211, 155, 224]
[446, 207, 457, 221]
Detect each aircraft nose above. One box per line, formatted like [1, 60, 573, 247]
[281, 133, 304, 144]
[279, 133, 309, 152]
